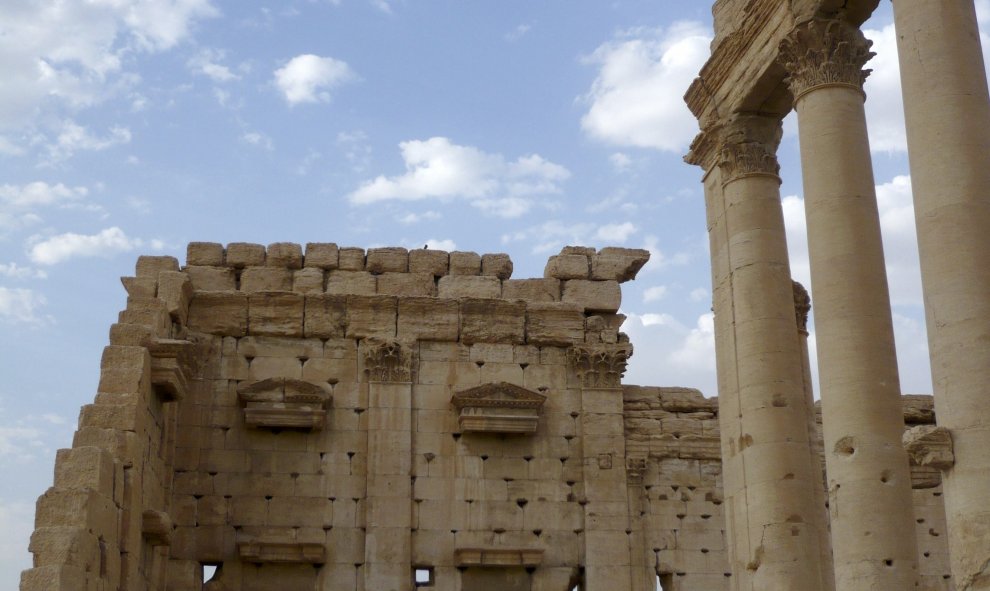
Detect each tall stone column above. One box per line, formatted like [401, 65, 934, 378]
[689, 115, 829, 591]
[780, 19, 919, 590]
[892, 2, 990, 587]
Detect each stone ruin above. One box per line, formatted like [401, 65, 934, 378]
[20, 242, 953, 590]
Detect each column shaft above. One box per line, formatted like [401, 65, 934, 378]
[781, 19, 919, 590]
[892, 1, 990, 587]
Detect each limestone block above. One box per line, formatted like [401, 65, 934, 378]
[304, 242, 339, 269]
[226, 242, 266, 267]
[502, 278, 560, 302]
[561, 279, 621, 313]
[187, 242, 224, 266]
[377, 272, 435, 297]
[481, 253, 513, 279]
[326, 270, 376, 295]
[366, 247, 409, 274]
[240, 267, 293, 291]
[28, 526, 100, 570]
[449, 251, 481, 275]
[346, 295, 397, 339]
[54, 447, 115, 496]
[397, 297, 458, 341]
[35, 487, 116, 531]
[460, 299, 525, 344]
[158, 270, 193, 323]
[187, 292, 248, 336]
[118, 296, 171, 338]
[266, 242, 303, 268]
[19, 564, 88, 591]
[304, 294, 347, 338]
[292, 267, 324, 294]
[409, 249, 449, 276]
[121, 275, 156, 298]
[525, 303, 585, 345]
[97, 345, 151, 395]
[338, 247, 366, 271]
[247, 292, 304, 337]
[590, 247, 650, 282]
[108, 322, 153, 347]
[136, 255, 179, 277]
[904, 425, 954, 470]
[544, 254, 589, 280]
[185, 265, 236, 291]
[438, 275, 501, 299]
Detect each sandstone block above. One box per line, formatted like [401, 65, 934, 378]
[544, 254, 589, 279]
[561, 245, 596, 256]
[397, 297, 458, 341]
[35, 487, 116, 531]
[526, 303, 585, 345]
[346, 295, 397, 339]
[186, 242, 224, 266]
[561, 279, 621, 313]
[292, 267, 325, 294]
[459, 299, 525, 344]
[449, 251, 481, 275]
[240, 267, 293, 291]
[120, 276, 156, 298]
[338, 247, 366, 271]
[108, 322, 153, 347]
[501, 278, 560, 302]
[590, 247, 650, 282]
[19, 565, 88, 591]
[366, 247, 409, 274]
[28, 526, 100, 570]
[409, 249, 449, 276]
[135, 255, 179, 277]
[377, 272, 435, 297]
[304, 242, 339, 269]
[185, 266, 236, 291]
[266, 242, 303, 269]
[97, 345, 151, 395]
[54, 447, 115, 496]
[481, 253, 513, 279]
[326, 270, 376, 295]
[226, 242, 266, 267]
[438, 275, 500, 299]
[304, 294, 347, 338]
[158, 271, 192, 323]
[187, 292, 248, 336]
[248, 292, 304, 337]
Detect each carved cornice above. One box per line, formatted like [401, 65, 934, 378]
[452, 382, 546, 434]
[452, 382, 547, 410]
[568, 344, 632, 389]
[779, 19, 875, 101]
[903, 425, 954, 471]
[237, 378, 332, 430]
[792, 280, 811, 335]
[362, 339, 411, 383]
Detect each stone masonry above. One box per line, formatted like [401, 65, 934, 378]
[21, 242, 955, 590]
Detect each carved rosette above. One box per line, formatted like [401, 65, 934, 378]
[792, 280, 811, 336]
[779, 19, 875, 100]
[362, 339, 411, 383]
[568, 344, 632, 389]
[626, 455, 647, 485]
[716, 115, 782, 183]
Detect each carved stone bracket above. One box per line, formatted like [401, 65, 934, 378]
[362, 339, 412, 383]
[793, 280, 811, 335]
[903, 425, 955, 471]
[149, 338, 192, 401]
[452, 382, 547, 434]
[141, 510, 173, 546]
[237, 378, 332, 430]
[454, 548, 544, 568]
[568, 344, 632, 389]
[779, 19, 875, 101]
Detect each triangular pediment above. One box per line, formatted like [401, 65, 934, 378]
[237, 378, 331, 404]
[452, 382, 546, 410]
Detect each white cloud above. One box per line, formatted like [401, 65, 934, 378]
[0, 264, 46, 280]
[609, 152, 632, 172]
[501, 220, 595, 254]
[241, 131, 273, 150]
[641, 234, 691, 272]
[689, 287, 709, 303]
[274, 54, 354, 105]
[581, 22, 710, 152]
[348, 137, 570, 217]
[424, 239, 457, 251]
[0, 288, 48, 324]
[43, 121, 131, 164]
[28, 227, 142, 265]
[396, 211, 441, 225]
[337, 130, 371, 172]
[0, 182, 88, 209]
[596, 222, 637, 243]
[623, 311, 716, 394]
[643, 285, 667, 302]
[188, 48, 240, 82]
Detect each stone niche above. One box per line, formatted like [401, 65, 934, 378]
[451, 382, 547, 434]
[236, 377, 332, 430]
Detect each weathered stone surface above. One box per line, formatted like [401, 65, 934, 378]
[525, 302, 584, 345]
[459, 299, 525, 344]
[338, 247, 366, 271]
[292, 267, 325, 294]
[226, 242, 266, 267]
[248, 292, 304, 337]
[158, 271, 193, 323]
[303, 294, 347, 338]
[185, 266, 236, 291]
[501, 278, 560, 302]
[561, 279, 621, 313]
[346, 295, 397, 339]
[240, 267, 293, 292]
[397, 297, 458, 341]
[266, 242, 303, 269]
[325, 270, 376, 295]
[590, 248, 650, 282]
[448, 251, 481, 275]
[377, 272, 435, 297]
[544, 254, 589, 280]
[136, 255, 179, 277]
[186, 242, 224, 266]
[304, 243, 339, 269]
[187, 292, 248, 336]
[437, 275, 500, 299]
[408, 249, 448, 276]
[366, 247, 409, 274]
[481, 253, 513, 280]
[904, 425, 954, 470]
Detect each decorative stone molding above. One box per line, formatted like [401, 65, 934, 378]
[238, 540, 326, 564]
[717, 114, 783, 181]
[452, 382, 546, 434]
[568, 344, 632, 389]
[362, 338, 412, 382]
[148, 338, 192, 401]
[779, 19, 875, 101]
[793, 280, 811, 335]
[237, 378, 332, 430]
[903, 425, 955, 471]
[626, 455, 647, 485]
[141, 510, 173, 546]
[454, 548, 544, 568]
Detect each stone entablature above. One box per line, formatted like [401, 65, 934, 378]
[236, 378, 332, 430]
[451, 382, 547, 434]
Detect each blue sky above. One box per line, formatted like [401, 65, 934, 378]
[1, 0, 987, 585]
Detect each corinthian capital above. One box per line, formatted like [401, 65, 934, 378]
[717, 114, 782, 182]
[779, 19, 875, 101]
[568, 344, 632, 389]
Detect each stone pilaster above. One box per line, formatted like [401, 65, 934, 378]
[892, 2, 990, 587]
[780, 19, 920, 590]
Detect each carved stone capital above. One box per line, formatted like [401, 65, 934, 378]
[903, 425, 954, 471]
[779, 19, 875, 101]
[568, 344, 632, 389]
[362, 338, 412, 383]
[792, 280, 811, 335]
